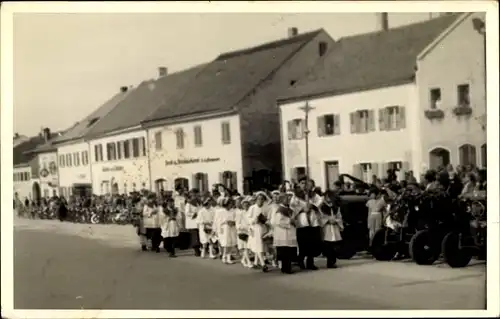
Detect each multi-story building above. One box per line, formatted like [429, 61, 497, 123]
[144, 28, 335, 194]
[277, 13, 486, 189]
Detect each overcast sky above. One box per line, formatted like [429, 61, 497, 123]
[13, 12, 434, 136]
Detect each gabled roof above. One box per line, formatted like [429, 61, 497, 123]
[13, 134, 59, 165]
[54, 89, 133, 144]
[85, 64, 207, 139]
[278, 14, 461, 104]
[143, 29, 323, 124]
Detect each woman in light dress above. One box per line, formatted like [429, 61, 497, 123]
[197, 196, 216, 259]
[247, 192, 269, 271]
[159, 197, 181, 257]
[217, 197, 238, 264]
[236, 196, 252, 268]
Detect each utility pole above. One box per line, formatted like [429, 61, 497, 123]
[299, 101, 315, 200]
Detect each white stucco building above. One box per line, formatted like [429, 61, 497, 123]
[37, 151, 60, 198]
[147, 112, 243, 194]
[13, 164, 32, 201]
[57, 142, 92, 197]
[278, 13, 485, 189]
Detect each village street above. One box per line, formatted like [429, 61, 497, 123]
[13, 218, 486, 310]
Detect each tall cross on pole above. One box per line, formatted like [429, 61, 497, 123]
[299, 101, 315, 201]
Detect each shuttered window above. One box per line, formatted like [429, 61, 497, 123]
[317, 114, 340, 137]
[66, 154, 72, 166]
[59, 155, 65, 168]
[221, 122, 231, 145]
[123, 140, 131, 159]
[116, 142, 122, 160]
[74, 152, 80, 166]
[132, 138, 140, 157]
[459, 144, 477, 166]
[379, 106, 406, 131]
[350, 110, 375, 134]
[154, 131, 162, 150]
[194, 125, 203, 147]
[81, 151, 88, 165]
[176, 129, 185, 149]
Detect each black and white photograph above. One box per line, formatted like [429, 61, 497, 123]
[1, 1, 498, 318]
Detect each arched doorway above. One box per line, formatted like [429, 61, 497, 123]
[192, 173, 208, 193]
[429, 147, 450, 170]
[111, 183, 119, 195]
[220, 171, 237, 191]
[174, 177, 189, 191]
[458, 144, 477, 167]
[32, 182, 41, 202]
[155, 178, 167, 193]
[480, 143, 486, 168]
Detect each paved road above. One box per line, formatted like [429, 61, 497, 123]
[13, 219, 486, 310]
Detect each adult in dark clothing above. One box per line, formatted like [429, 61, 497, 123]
[58, 199, 68, 222]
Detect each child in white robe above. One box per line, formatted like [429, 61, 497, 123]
[247, 192, 269, 271]
[218, 197, 238, 264]
[197, 197, 216, 259]
[236, 197, 252, 268]
[319, 190, 344, 268]
[159, 197, 181, 257]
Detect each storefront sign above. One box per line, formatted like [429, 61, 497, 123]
[40, 169, 49, 178]
[165, 157, 220, 166]
[102, 166, 124, 172]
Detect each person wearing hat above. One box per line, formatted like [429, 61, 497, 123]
[185, 192, 202, 257]
[160, 196, 181, 257]
[236, 196, 252, 268]
[217, 197, 238, 264]
[319, 190, 344, 269]
[272, 192, 297, 274]
[247, 191, 270, 271]
[197, 196, 216, 259]
[142, 195, 162, 253]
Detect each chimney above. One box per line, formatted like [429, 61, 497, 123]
[288, 27, 298, 38]
[376, 12, 389, 31]
[42, 127, 51, 142]
[120, 86, 128, 93]
[158, 67, 168, 78]
[14, 132, 19, 139]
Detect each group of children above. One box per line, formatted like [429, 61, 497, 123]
[136, 181, 345, 274]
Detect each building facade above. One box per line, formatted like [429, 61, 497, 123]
[37, 151, 60, 198]
[280, 84, 416, 189]
[57, 141, 92, 197]
[13, 164, 32, 201]
[415, 12, 486, 171]
[148, 112, 243, 194]
[89, 129, 150, 195]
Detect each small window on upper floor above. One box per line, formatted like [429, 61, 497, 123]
[457, 84, 470, 107]
[194, 125, 203, 147]
[176, 129, 185, 149]
[154, 131, 162, 151]
[287, 119, 305, 140]
[319, 41, 328, 57]
[317, 114, 340, 136]
[430, 88, 442, 109]
[221, 122, 231, 145]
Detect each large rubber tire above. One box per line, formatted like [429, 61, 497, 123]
[370, 228, 396, 261]
[336, 244, 357, 260]
[409, 229, 440, 265]
[442, 232, 472, 268]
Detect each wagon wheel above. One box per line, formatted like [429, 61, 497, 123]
[442, 232, 472, 268]
[409, 229, 440, 265]
[370, 228, 396, 261]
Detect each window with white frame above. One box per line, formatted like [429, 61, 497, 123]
[350, 110, 375, 134]
[221, 122, 231, 145]
[107, 143, 117, 161]
[154, 131, 162, 150]
[66, 154, 72, 166]
[59, 155, 65, 168]
[194, 125, 203, 147]
[132, 138, 140, 157]
[74, 152, 80, 166]
[123, 140, 131, 159]
[317, 114, 340, 136]
[287, 118, 305, 140]
[360, 163, 372, 183]
[379, 106, 406, 131]
[81, 151, 89, 165]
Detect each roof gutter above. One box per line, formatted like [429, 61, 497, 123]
[141, 107, 239, 129]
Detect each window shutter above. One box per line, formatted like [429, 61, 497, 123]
[191, 174, 197, 191]
[368, 110, 375, 132]
[203, 173, 209, 193]
[219, 172, 224, 184]
[352, 164, 361, 179]
[470, 146, 477, 166]
[350, 112, 356, 134]
[378, 109, 386, 131]
[334, 114, 340, 135]
[231, 172, 238, 192]
[398, 106, 406, 129]
[317, 116, 325, 137]
[287, 121, 294, 140]
[459, 147, 465, 166]
[371, 163, 379, 180]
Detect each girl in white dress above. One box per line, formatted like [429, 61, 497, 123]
[247, 192, 269, 271]
[218, 197, 238, 264]
[197, 197, 216, 259]
[236, 197, 252, 268]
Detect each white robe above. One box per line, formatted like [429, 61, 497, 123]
[218, 208, 238, 248]
[320, 209, 344, 242]
[235, 208, 250, 249]
[197, 207, 215, 245]
[160, 208, 181, 238]
[247, 204, 266, 253]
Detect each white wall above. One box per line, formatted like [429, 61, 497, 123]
[148, 114, 244, 194]
[13, 166, 32, 201]
[38, 152, 59, 197]
[280, 84, 419, 190]
[57, 141, 92, 188]
[89, 130, 150, 195]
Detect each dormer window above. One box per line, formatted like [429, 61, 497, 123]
[87, 117, 100, 128]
